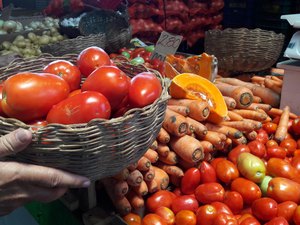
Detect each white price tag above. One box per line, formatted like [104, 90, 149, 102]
[150, 31, 183, 61]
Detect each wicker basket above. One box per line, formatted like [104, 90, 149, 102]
[0, 54, 169, 181]
[40, 34, 106, 56]
[204, 28, 285, 74]
[79, 9, 131, 54]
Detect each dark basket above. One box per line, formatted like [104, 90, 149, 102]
[59, 12, 87, 38]
[79, 9, 131, 53]
[0, 54, 169, 181]
[40, 33, 106, 56]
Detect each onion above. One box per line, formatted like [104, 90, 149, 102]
[3, 20, 17, 33]
[0, 20, 4, 29]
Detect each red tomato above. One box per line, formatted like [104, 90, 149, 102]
[247, 140, 266, 158]
[280, 138, 297, 157]
[174, 210, 196, 225]
[128, 72, 162, 108]
[223, 191, 244, 215]
[46, 91, 111, 124]
[146, 190, 174, 213]
[27, 119, 48, 131]
[215, 159, 239, 184]
[251, 197, 278, 221]
[77, 46, 111, 77]
[293, 205, 300, 225]
[2, 72, 70, 122]
[181, 167, 201, 195]
[255, 129, 269, 144]
[292, 117, 300, 135]
[142, 213, 167, 225]
[266, 146, 287, 159]
[194, 183, 225, 204]
[267, 177, 300, 203]
[212, 213, 238, 225]
[123, 213, 142, 225]
[266, 140, 279, 149]
[211, 201, 233, 215]
[263, 122, 278, 135]
[0, 84, 6, 117]
[196, 204, 217, 225]
[171, 195, 199, 214]
[131, 48, 146, 59]
[264, 217, 289, 225]
[227, 145, 250, 165]
[199, 161, 217, 183]
[277, 201, 297, 223]
[154, 206, 175, 225]
[43, 60, 81, 91]
[239, 217, 261, 225]
[210, 157, 226, 170]
[68, 89, 82, 98]
[230, 177, 262, 205]
[81, 66, 130, 111]
[291, 155, 300, 172]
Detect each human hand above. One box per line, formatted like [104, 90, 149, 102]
[0, 128, 91, 216]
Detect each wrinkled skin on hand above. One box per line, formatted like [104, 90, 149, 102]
[0, 128, 90, 216]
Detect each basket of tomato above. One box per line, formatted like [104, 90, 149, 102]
[0, 47, 169, 181]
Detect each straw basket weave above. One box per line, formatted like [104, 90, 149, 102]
[204, 28, 285, 74]
[0, 54, 169, 181]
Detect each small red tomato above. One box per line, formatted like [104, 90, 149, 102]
[146, 190, 174, 213]
[223, 191, 244, 215]
[175, 210, 196, 225]
[212, 213, 238, 225]
[277, 201, 297, 223]
[199, 161, 217, 184]
[142, 213, 167, 225]
[27, 119, 48, 132]
[123, 213, 142, 225]
[251, 197, 278, 221]
[280, 138, 297, 157]
[256, 129, 269, 144]
[155, 206, 175, 225]
[215, 159, 239, 184]
[239, 216, 261, 225]
[194, 183, 225, 204]
[263, 122, 278, 135]
[181, 167, 201, 195]
[266, 146, 287, 159]
[228, 145, 250, 165]
[210, 201, 233, 215]
[171, 195, 199, 214]
[264, 216, 289, 225]
[292, 117, 300, 135]
[291, 155, 300, 172]
[247, 140, 266, 158]
[196, 204, 217, 225]
[266, 140, 279, 149]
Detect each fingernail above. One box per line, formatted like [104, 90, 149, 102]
[15, 129, 31, 143]
[82, 180, 91, 188]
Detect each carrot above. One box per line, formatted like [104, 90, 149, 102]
[265, 77, 282, 88]
[215, 82, 253, 108]
[156, 143, 171, 157]
[224, 137, 233, 152]
[245, 130, 257, 141]
[132, 180, 148, 196]
[137, 156, 151, 171]
[271, 75, 284, 83]
[251, 75, 265, 85]
[158, 151, 178, 165]
[267, 108, 297, 120]
[203, 130, 225, 150]
[155, 162, 184, 178]
[170, 135, 204, 163]
[177, 157, 201, 170]
[167, 105, 190, 117]
[146, 179, 159, 193]
[264, 78, 282, 94]
[232, 109, 268, 121]
[223, 96, 237, 110]
[167, 98, 210, 121]
[126, 189, 145, 210]
[142, 165, 155, 182]
[156, 127, 171, 144]
[246, 103, 272, 112]
[205, 122, 243, 139]
[152, 166, 170, 190]
[220, 119, 262, 132]
[150, 140, 158, 150]
[252, 95, 262, 103]
[163, 108, 188, 137]
[127, 162, 138, 171]
[274, 106, 290, 142]
[102, 177, 129, 199]
[227, 110, 244, 121]
[232, 135, 247, 146]
[112, 167, 130, 181]
[143, 148, 159, 163]
[199, 140, 214, 153]
[126, 169, 144, 187]
[186, 116, 208, 138]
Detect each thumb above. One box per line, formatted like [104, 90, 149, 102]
[0, 128, 32, 158]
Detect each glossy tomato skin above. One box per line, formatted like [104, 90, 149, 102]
[264, 217, 289, 225]
[251, 197, 278, 221]
[227, 145, 250, 165]
[266, 146, 287, 159]
[239, 216, 261, 225]
[46, 91, 111, 124]
[291, 155, 300, 172]
[279, 138, 297, 157]
[199, 161, 217, 184]
[123, 213, 142, 225]
[263, 122, 278, 135]
[142, 213, 167, 225]
[27, 119, 48, 131]
[171, 195, 199, 214]
[255, 129, 269, 144]
[223, 191, 244, 215]
[194, 183, 225, 204]
[210, 202, 233, 215]
[154, 206, 175, 225]
[292, 117, 300, 135]
[230, 177, 262, 205]
[196, 204, 217, 225]
[81, 66, 130, 111]
[247, 140, 266, 158]
[293, 205, 300, 225]
[77, 46, 111, 77]
[212, 213, 238, 225]
[128, 72, 162, 108]
[146, 190, 174, 213]
[174, 210, 196, 225]
[181, 167, 201, 195]
[215, 159, 239, 184]
[2, 72, 70, 122]
[43, 60, 81, 91]
[266, 158, 300, 182]
[277, 201, 297, 223]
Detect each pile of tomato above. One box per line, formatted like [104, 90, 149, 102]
[123, 120, 300, 225]
[0, 46, 163, 125]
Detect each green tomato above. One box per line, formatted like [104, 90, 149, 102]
[259, 175, 273, 196]
[145, 45, 155, 52]
[130, 56, 145, 65]
[121, 51, 131, 59]
[237, 152, 266, 183]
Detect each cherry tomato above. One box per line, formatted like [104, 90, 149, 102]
[293, 205, 300, 225]
[228, 145, 250, 165]
[123, 213, 142, 225]
[266, 146, 287, 159]
[142, 213, 167, 225]
[199, 161, 217, 184]
[277, 201, 297, 223]
[266, 140, 279, 149]
[2, 72, 70, 122]
[128, 72, 162, 108]
[223, 191, 244, 215]
[230, 177, 262, 205]
[81, 66, 130, 111]
[266, 158, 300, 182]
[43, 60, 81, 91]
[171, 195, 199, 214]
[215, 159, 239, 184]
[280, 138, 297, 157]
[131, 48, 146, 59]
[154, 206, 175, 225]
[146, 190, 174, 213]
[181, 167, 201, 195]
[267, 177, 300, 203]
[77, 46, 111, 77]
[196, 204, 217, 225]
[247, 140, 266, 158]
[46, 91, 111, 124]
[194, 183, 225, 204]
[174, 210, 196, 225]
[251, 197, 278, 221]
[212, 213, 238, 225]
[255, 129, 269, 144]
[264, 217, 289, 225]
[263, 122, 278, 135]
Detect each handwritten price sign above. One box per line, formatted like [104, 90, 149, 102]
[150, 31, 183, 61]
